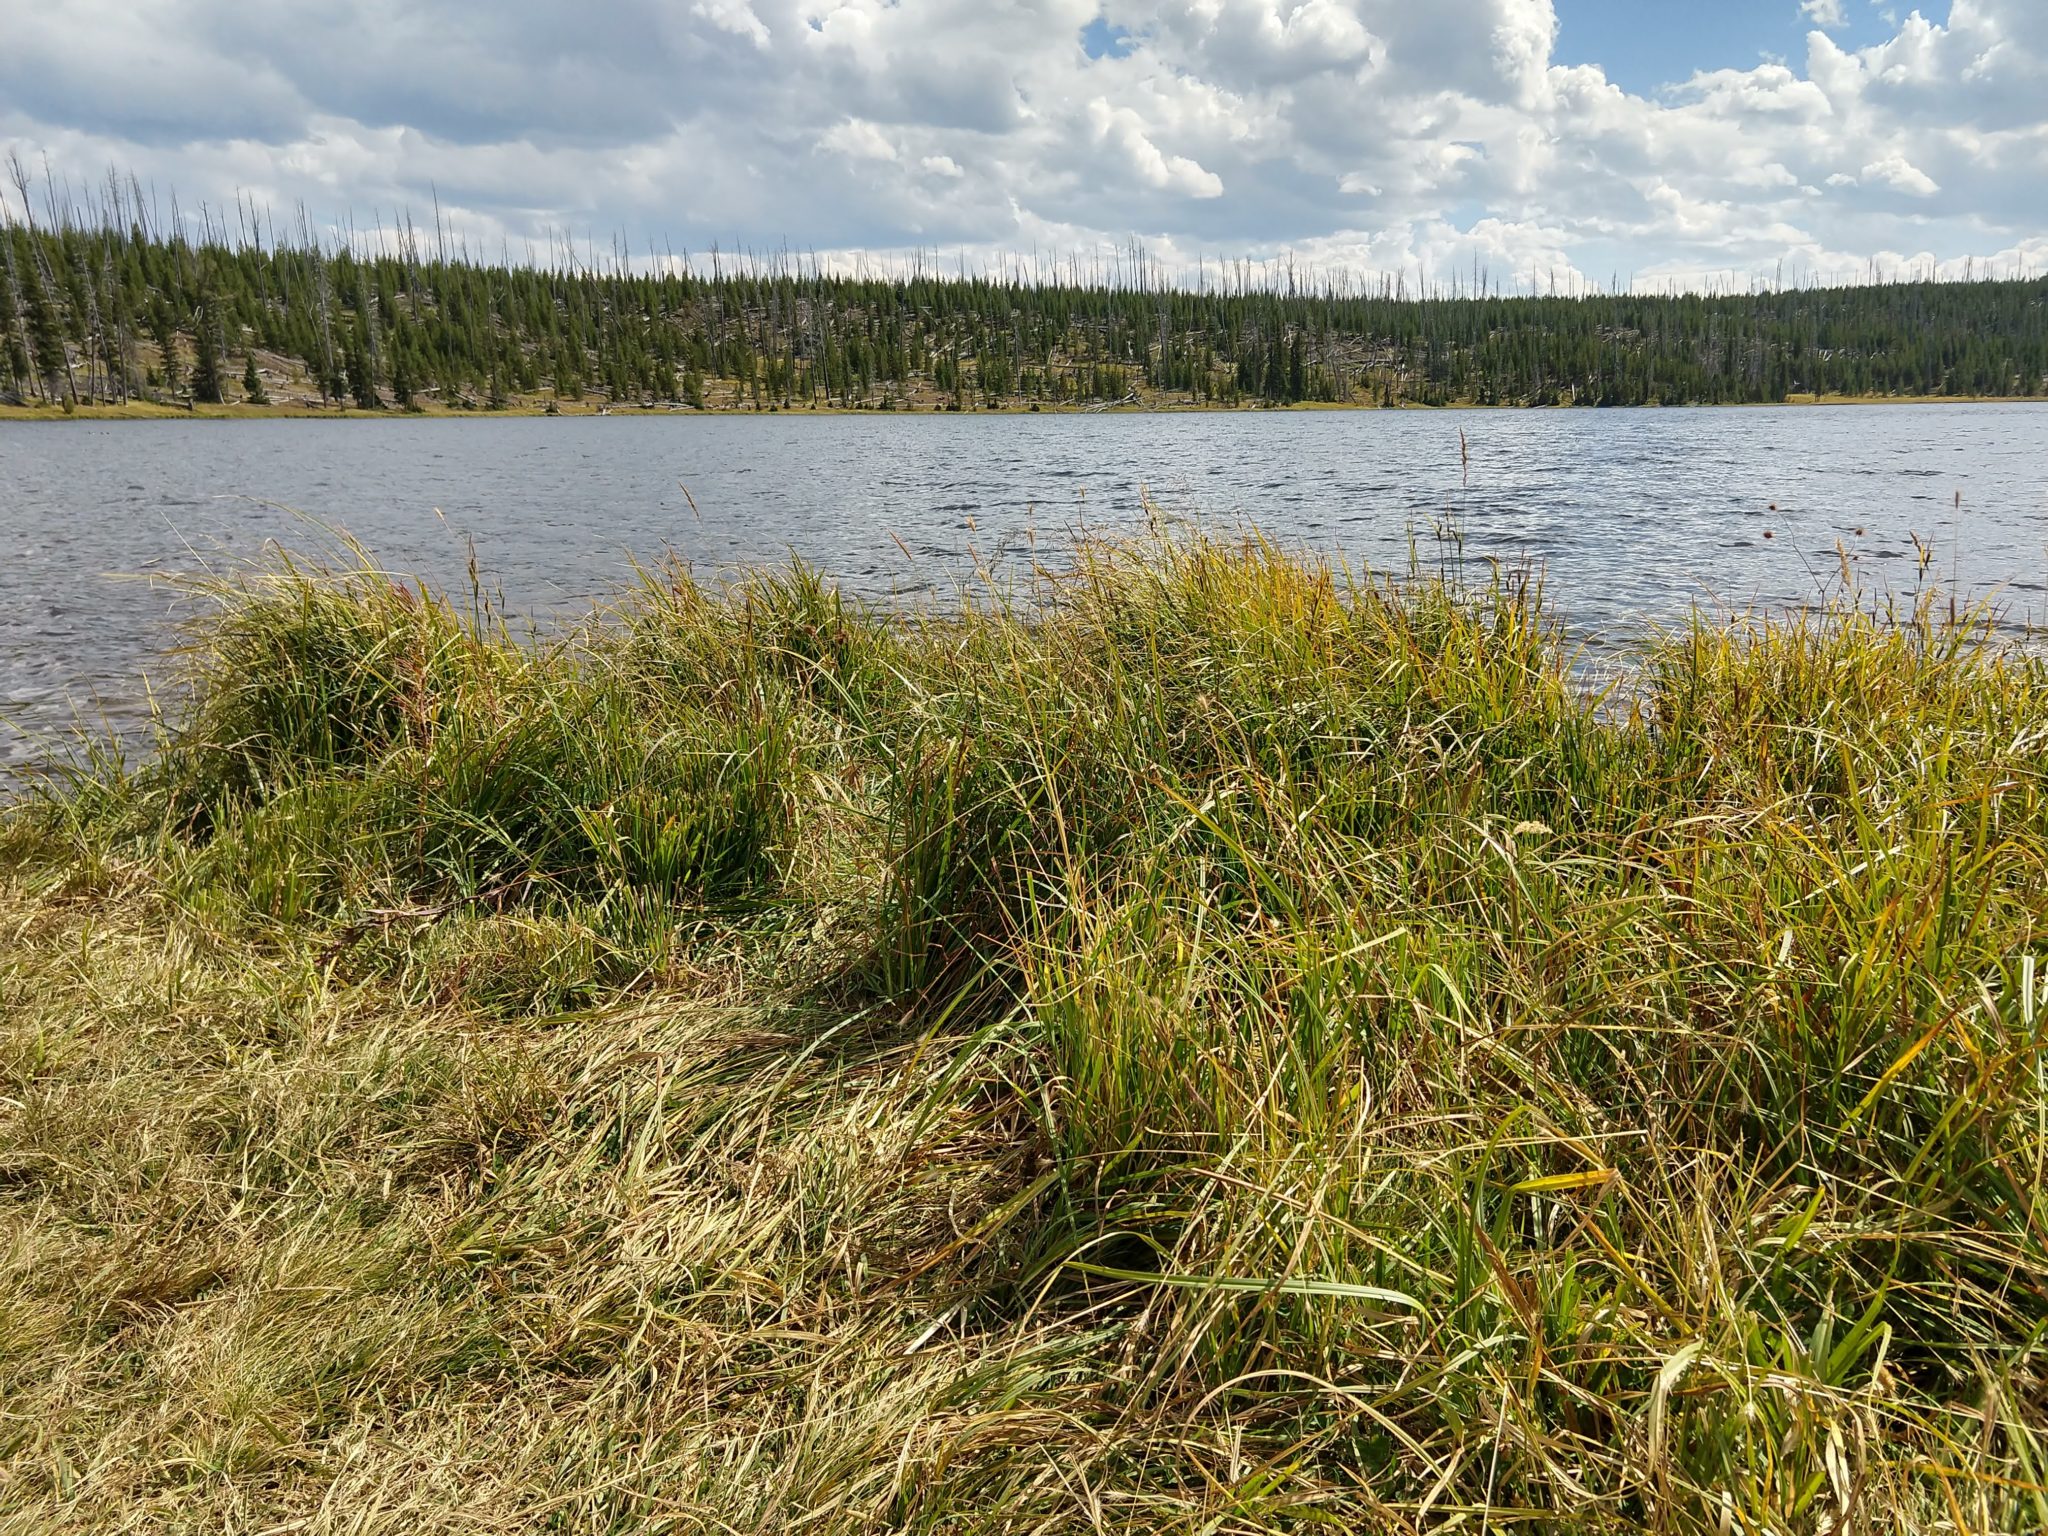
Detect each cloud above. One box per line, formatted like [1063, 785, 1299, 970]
[821, 119, 897, 162]
[1858, 152, 1941, 194]
[693, 0, 770, 48]
[0, 0, 2042, 292]
[1087, 98, 1226, 198]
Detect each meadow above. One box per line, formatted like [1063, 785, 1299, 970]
[3, 528, 2045, 1532]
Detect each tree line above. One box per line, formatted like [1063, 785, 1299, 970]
[4, 169, 2044, 413]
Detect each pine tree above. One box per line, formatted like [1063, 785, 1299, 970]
[18, 251, 70, 403]
[242, 352, 268, 405]
[0, 268, 27, 401]
[390, 343, 414, 409]
[0, 236, 37, 402]
[190, 300, 225, 404]
[344, 330, 379, 409]
[0, 320, 25, 402]
[150, 304, 181, 396]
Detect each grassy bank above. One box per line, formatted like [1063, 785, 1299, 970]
[4, 533, 2046, 1532]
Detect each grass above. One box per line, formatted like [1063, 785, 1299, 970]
[3, 528, 2046, 1532]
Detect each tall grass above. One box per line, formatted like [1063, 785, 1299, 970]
[3, 530, 2045, 1531]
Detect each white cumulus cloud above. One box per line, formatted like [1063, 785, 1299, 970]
[1087, 98, 1226, 198]
[1859, 152, 1941, 194]
[0, 0, 2041, 292]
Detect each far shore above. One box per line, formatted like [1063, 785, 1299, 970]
[5, 391, 2046, 423]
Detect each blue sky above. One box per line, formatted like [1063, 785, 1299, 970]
[3, 1, 2042, 293]
[1081, 17, 1139, 58]
[1083, 2, 1913, 87]
[1552, 0, 1903, 92]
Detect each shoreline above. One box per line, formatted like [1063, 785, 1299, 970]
[6, 391, 2046, 423]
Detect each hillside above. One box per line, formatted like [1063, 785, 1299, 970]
[5, 203, 2046, 415]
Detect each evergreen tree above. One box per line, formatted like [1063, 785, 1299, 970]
[150, 303, 181, 396]
[18, 251, 70, 403]
[343, 329, 379, 408]
[0, 318, 25, 400]
[189, 300, 225, 404]
[242, 352, 268, 405]
[0, 273, 27, 400]
[390, 343, 414, 409]
[0, 239, 36, 401]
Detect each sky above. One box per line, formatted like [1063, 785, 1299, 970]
[2, 0, 2044, 293]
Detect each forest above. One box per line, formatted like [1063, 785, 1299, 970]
[4, 168, 2046, 413]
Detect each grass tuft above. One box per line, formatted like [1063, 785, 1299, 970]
[3, 530, 2045, 1531]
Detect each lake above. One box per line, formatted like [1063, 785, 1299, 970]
[3, 404, 2046, 768]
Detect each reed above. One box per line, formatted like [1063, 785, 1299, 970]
[3, 530, 2044, 1532]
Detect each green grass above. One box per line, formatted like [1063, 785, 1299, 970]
[3, 530, 2045, 1532]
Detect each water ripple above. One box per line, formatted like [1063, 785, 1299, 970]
[2, 405, 2045, 766]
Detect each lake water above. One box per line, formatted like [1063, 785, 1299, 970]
[3, 405, 2046, 768]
